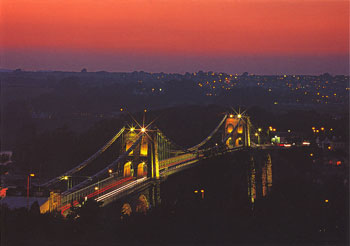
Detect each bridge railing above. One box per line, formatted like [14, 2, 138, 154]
[159, 152, 199, 171]
[60, 174, 132, 211]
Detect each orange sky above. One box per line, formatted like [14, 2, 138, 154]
[0, 0, 349, 73]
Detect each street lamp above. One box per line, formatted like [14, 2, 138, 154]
[255, 133, 260, 145]
[27, 173, 35, 210]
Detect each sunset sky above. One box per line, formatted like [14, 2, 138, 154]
[1, 0, 349, 74]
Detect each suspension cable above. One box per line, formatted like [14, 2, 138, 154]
[41, 126, 126, 187]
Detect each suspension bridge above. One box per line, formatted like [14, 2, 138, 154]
[39, 111, 260, 215]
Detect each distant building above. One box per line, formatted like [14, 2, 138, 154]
[316, 136, 347, 151]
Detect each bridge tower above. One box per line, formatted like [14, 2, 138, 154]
[122, 129, 149, 179]
[121, 128, 161, 180]
[148, 131, 160, 179]
[224, 113, 251, 148]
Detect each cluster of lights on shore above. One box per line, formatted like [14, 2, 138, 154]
[312, 126, 333, 133]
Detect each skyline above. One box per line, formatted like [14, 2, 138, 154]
[1, 0, 349, 74]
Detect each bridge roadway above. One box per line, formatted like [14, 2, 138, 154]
[59, 151, 202, 215]
[59, 145, 254, 215]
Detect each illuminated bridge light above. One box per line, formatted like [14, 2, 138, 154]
[141, 128, 146, 133]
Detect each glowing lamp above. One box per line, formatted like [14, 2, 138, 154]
[30, 173, 35, 177]
[108, 169, 113, 174]
[141, 128, 146, 133]
[130, 127, 135, 132]
[94, 187, 99, 190]
[237, 114, 242, 119]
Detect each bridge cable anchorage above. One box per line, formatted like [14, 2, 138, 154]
[41, 126, 126, 188]
[62, 133, 143, 196]
[222, 118, 243, 144]
[187, 114, 228, 152]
